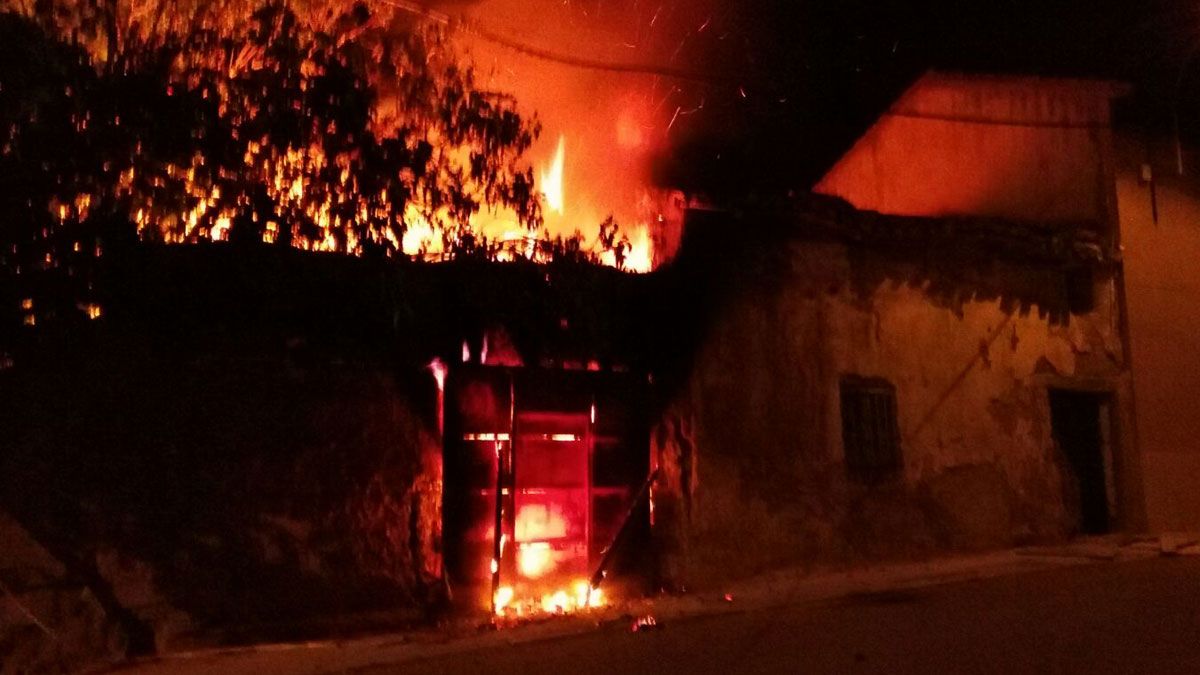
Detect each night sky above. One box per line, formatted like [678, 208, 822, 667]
[652, 0, 1193, 196]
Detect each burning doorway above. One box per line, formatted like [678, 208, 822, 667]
[443, 366, 651, 615]
[1048, 389, 1117, 534]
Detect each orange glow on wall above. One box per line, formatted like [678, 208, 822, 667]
[815, 73, 1127, 223]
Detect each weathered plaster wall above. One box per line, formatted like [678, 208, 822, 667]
[1116, 136, 1200, 531]
[668, 241, 1128, 588]
[815, 72, 1122, 224]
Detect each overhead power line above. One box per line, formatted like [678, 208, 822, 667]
[374, 0, 727, 86]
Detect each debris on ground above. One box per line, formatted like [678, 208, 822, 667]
[630, 615, 659, 632]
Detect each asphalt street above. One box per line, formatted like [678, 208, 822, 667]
[373, 557, 1200, 675]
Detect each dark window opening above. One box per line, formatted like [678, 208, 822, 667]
[840, 376, 902, 482]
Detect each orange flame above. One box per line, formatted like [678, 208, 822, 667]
[517, 542, 554, 578]
[514, 503, 568, 578]
[540, 135, 566, 215]
[493, 580, 603, 617]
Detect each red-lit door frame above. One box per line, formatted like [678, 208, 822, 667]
[489, 375, 516, 615]
[586, 397, 595, 569]
[489, 378, 597, 613]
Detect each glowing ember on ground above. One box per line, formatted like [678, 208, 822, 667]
[631, 615, 658, 632]
[492, 580, 604, 618]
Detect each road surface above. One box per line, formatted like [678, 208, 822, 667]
[369, 556, 1200, 675]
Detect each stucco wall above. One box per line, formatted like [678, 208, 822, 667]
[814, 72, 1121, 224]
[668, 240, 1129, 587]
[1117, 136, 1200, 531]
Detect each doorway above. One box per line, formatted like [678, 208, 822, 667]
[1048, 389, 1115, 534]
[442, 366, 650, 610]
[511, 411, 592, 586]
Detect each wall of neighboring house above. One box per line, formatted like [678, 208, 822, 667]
[657, 237, 1130, 588]
[652, 71, 1142, 588]
[1116, 135, 1200, 531]
[815, 72, 1124, 224]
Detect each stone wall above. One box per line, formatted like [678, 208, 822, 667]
[0, 341, 444, 663]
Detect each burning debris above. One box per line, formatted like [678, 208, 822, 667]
[630, 615, 659, 632]
[492, 579, 605, 619]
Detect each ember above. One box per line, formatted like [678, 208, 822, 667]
[492, 580, 603, 618]
[631, 615, 658, 632]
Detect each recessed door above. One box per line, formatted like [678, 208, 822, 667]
[1049, 390, 1114, 534]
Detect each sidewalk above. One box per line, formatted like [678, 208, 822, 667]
[100, 534, 1200, 675]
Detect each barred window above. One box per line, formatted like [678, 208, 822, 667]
[840, 376, 902, 482]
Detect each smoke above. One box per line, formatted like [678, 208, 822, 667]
[417, 0, 725, 236]
[404, 0, 1153, 206]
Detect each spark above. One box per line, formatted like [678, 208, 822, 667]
[670, 37, 687, 63]
[677, 97, 705, 115]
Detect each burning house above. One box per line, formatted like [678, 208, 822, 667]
[0, 0, 1189, 666]
[427, 64, 1145, 597]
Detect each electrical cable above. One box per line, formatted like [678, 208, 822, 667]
[374, 0, 728, 85]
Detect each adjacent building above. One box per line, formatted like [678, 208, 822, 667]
[649, 71, 1164, 585]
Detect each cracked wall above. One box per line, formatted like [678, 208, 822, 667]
[659, 240, 1131, 589]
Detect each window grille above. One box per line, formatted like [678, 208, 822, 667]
[840, 376, 902, 482]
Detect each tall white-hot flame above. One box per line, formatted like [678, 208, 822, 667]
[540, 135, 565, 215]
